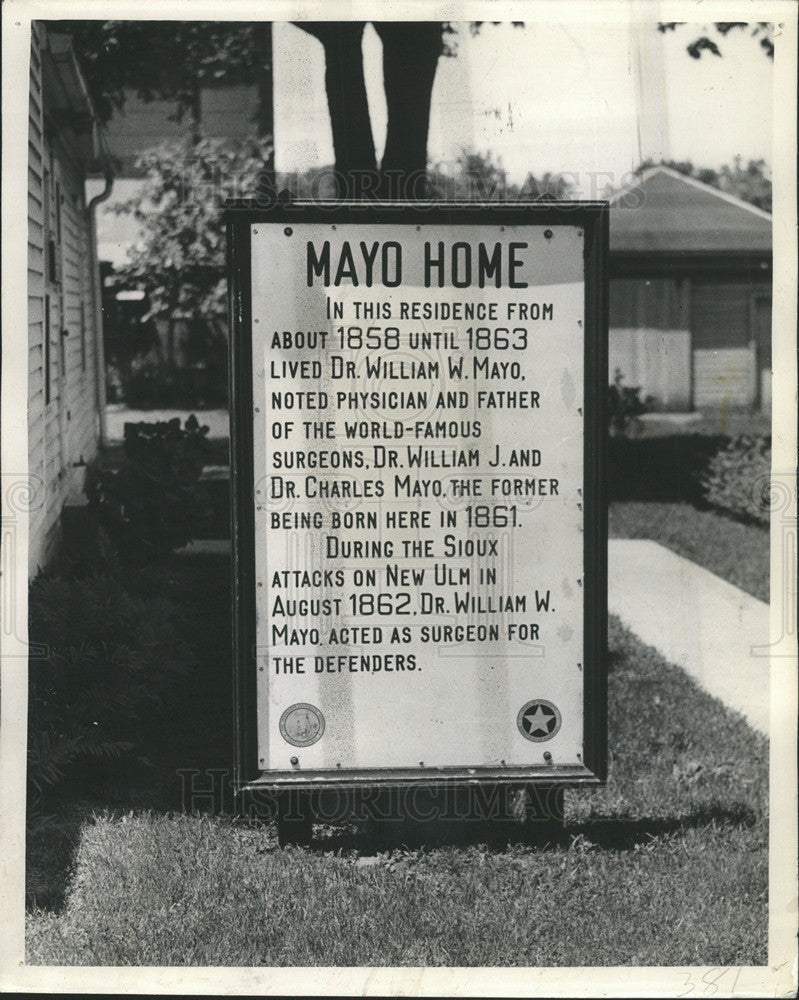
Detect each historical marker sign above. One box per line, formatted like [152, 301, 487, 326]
[228, 203, 607, 790]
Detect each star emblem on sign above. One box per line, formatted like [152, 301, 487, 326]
[517, 700, 562, 741]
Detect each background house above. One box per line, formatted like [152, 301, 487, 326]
[609, 166, 772, 412]
[27, 23, 110, 574]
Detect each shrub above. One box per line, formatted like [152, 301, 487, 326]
[700, 435, 772, 525]
[86, 416, 212, 559]
[608, 369, 651, 437]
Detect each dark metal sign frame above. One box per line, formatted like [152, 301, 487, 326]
[226, 200, 608, 794]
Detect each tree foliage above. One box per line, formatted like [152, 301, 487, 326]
[64, 20, 522, 126]
[658, 21, 774, 60]
[115, 142, 568, 361]
[114, 136, 272, 323]
[87, 416, 212, 559]
[442, 21, 524, 56]
[61, 20, 271, 124]
[427, 149, 576, 202]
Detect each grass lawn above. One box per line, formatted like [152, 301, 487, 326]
[609, 501, 769, 603]
[25, 478, 770, 967]
[26, 604, 768, 966]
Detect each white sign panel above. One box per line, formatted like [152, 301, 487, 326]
[246, 214, 599, 777]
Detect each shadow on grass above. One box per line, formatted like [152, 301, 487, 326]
[566, 804, 761, 850]
[26, 551, 234, 915]
[301, 802, 760, 855]
[608, 434, 729, 504]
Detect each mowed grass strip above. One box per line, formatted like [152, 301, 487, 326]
[26, 617, 767, 968]
[609, 501, 769, 602]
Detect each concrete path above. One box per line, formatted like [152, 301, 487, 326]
[608, 539, 770, 736]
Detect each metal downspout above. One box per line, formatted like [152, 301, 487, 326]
[86, 154, 113, 447]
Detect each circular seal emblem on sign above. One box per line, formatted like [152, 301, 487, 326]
[279, 704, 325, 747]
[517, 700, 562, 742]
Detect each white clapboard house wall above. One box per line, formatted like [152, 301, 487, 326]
[28, 23, 111, 575]
[608, 166, 773, 412]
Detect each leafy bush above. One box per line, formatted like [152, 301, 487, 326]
[27, 571, 188, 797]
[115, 136, 272, 323]
[86, 416, 212, 559]
[700, 435, 772, 525]
[608, 369, 651, 437]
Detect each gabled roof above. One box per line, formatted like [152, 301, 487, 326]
[610, 165, 772, 254]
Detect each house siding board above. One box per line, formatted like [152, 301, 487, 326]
[28, 28, 47, 572]
[28, 241, 46, 273]
[28, 179, 44, 216]
[29, 70, 42, 117]
[29, 139, 43, 169]
[28, 24, 101, 574]
[608, 277, 692, 410]
[609, 277, 689, 330]
[28, 202, 44, 235]
[29, 343, 43, 376]
[753, 290, 772, 369]
[29, 88, 43, 119]
[28, 402, 45, 446]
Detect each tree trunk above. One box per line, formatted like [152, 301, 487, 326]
[254, 22, 276, 196]
[296, 21, 442, 200]
[296, 22, 377, 198]
[373, 22, 443, 199]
